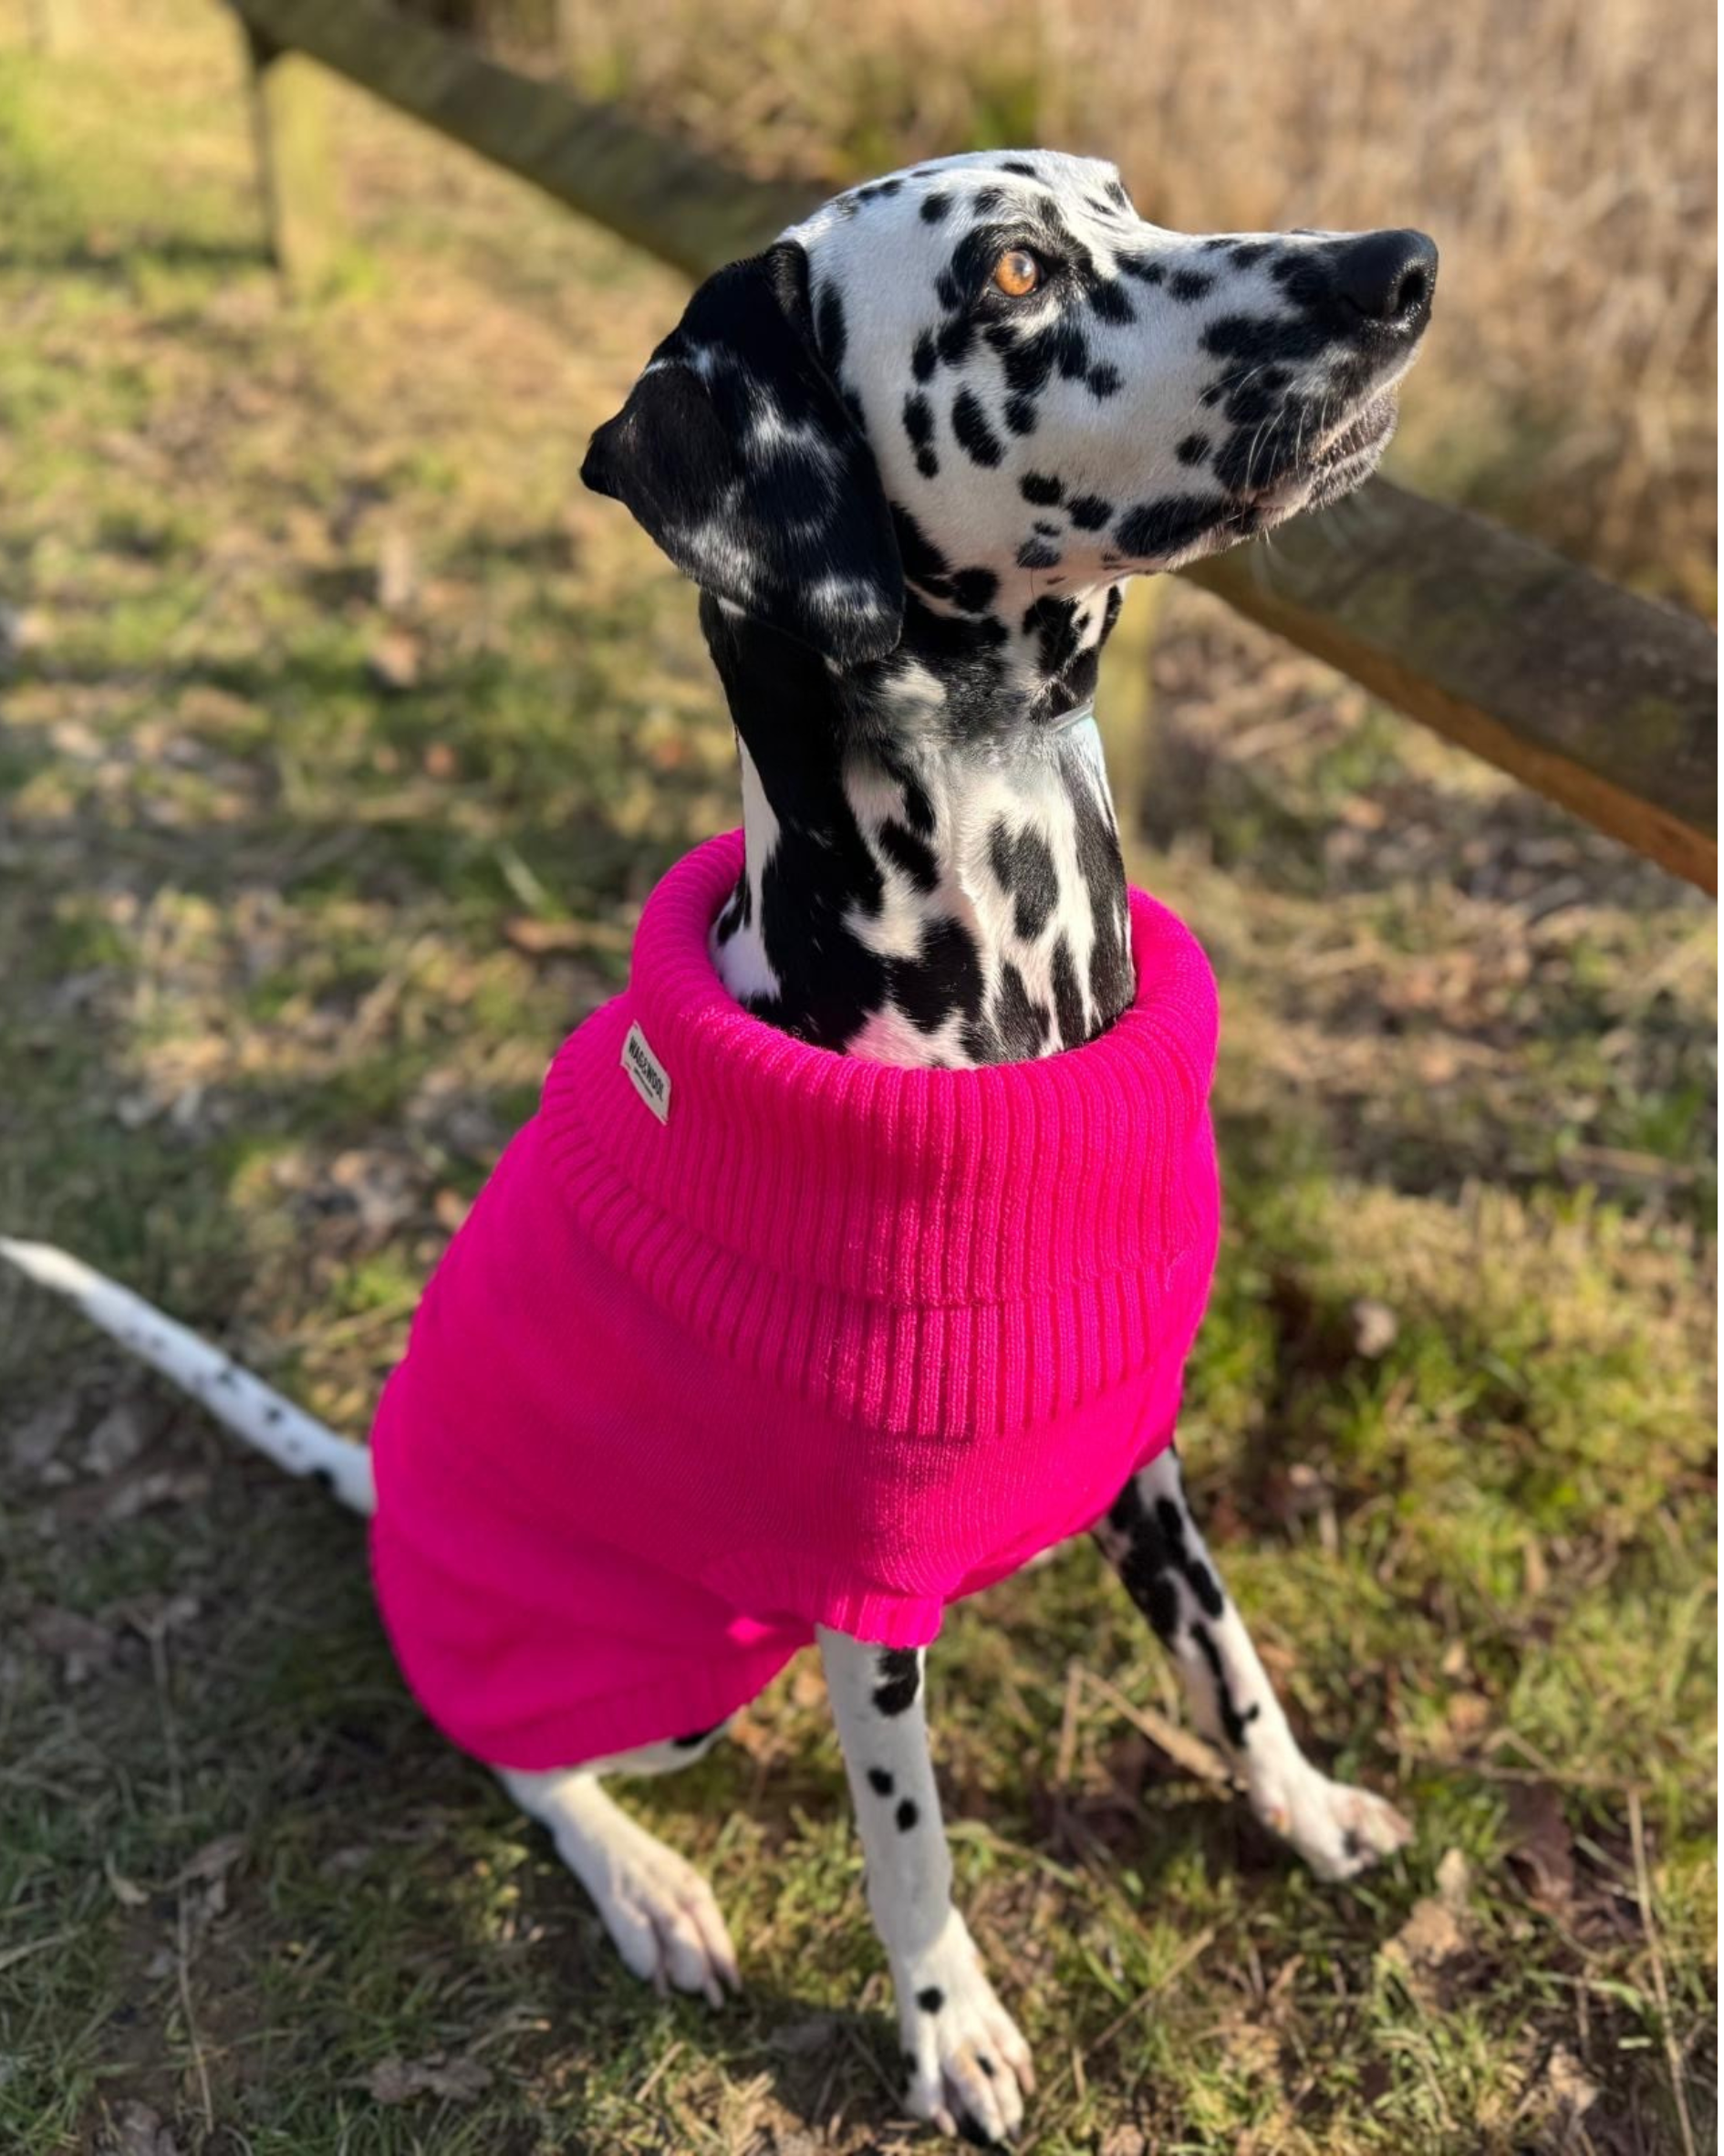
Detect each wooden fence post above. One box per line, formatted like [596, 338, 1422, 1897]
[240, 20, 342, 293]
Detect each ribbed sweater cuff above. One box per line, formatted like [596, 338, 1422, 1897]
[539, 830, 1220, 1440]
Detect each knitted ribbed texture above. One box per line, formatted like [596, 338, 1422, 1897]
[369, 830, 1221, 1769]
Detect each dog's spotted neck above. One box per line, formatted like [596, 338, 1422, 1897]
[702, 573, 1136, 1068]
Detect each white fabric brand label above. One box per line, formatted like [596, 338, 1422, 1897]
[621, 1021, 671, 1124]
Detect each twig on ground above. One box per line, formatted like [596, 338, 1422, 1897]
[1628, 1788, 1698, 2156]
[150, 1620, 216, 2137]
[1079, 1667, 1233, 1787]
[1054, 1657, 1083, 1787]
[633, 2040, 684, 2104]
[837, 2015, 902, 2110]
[0, 1929, 74, 1974]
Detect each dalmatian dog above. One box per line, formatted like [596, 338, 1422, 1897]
[4, 152, 1434, 2147]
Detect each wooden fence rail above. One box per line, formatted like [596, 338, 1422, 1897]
[1188, 489, 1716, 893]
[227, 0, 1717, 894]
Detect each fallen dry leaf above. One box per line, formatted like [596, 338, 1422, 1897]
[0, 602, 50, 663]
[81, 1401, 148, 1477]
[327, 1148, 421, 1240]
[100, 1469, 212, 1525]
[100, 2099, 181, 2156]
[376, 525, 417, 612]
[367, 629, 421, 693]
[504, 913, 632, 957]
[1546, 2043, 1600, 2122]
[1443, 1689, 1494, 1746]
[113, 1089, 165, 1131]
[175, 1834, 246, 1889]
[103, 1854, 150, 1910]
[9, 1399, 76, 1482]
[319, 1845, 376, 1878]
[365, 2054, 493, 2105]
[767, 2015, 838, 2057]
[1435, 1846, 1472, 1905]
[1349, 1296, 1399, 1358]
[788, 1661, 827, 1709]
[113, 1591, 203, 1642]
[1379, 1847, 1472, 1999]
[1505, 1782, 1576, 1912]
[1383, 1895, 1468, 1976]
[173, 1833, 246, 1937]
[28, 1606, 119, 1683]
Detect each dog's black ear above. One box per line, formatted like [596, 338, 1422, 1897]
[581, 241, 904, 666]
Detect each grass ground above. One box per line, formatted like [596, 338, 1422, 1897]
[0, 6, 1715, 2153]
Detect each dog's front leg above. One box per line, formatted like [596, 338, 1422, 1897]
[1094, 1448, 1412, 1880]
[818, 1627, 1033, 2143]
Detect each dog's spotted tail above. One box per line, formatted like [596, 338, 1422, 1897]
[0, 1238, 376, 1516]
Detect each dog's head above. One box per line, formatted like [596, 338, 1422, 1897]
[584, 151, 1435, 665]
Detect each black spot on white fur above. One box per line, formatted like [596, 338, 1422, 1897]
[815, 283, 846, 373]
[1192, 1620, 1261, 1750]
[949, 567, 998, 613]
[951, 389, 1003, 468]
[873, 1649, 921, 1715]
[1103, 1476, 1180, 1641]
[878, 818, 940, 892]
[672, 1722, 725, 1750]
[1049, 937, 1085, 1048]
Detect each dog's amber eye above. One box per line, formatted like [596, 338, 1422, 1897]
[992, 248, 1041, 297]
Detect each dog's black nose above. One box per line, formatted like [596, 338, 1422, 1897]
[1333, 229, 1438, 327]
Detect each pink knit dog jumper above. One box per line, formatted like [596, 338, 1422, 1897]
[369, 829, 1220, 1770]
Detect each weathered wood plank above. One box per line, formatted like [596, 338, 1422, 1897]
[242, 27, 344, 293]
[224, 0, 816, 278]
[1184, 480, 1716, 891]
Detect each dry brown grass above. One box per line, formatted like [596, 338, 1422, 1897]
[526, 0, 1719, 604]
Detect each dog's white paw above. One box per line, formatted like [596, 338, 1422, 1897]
[1258, 1766, 1413, 1882]
[555, 1806, 741, 2007]
[894, 1911, 1034, 2146]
